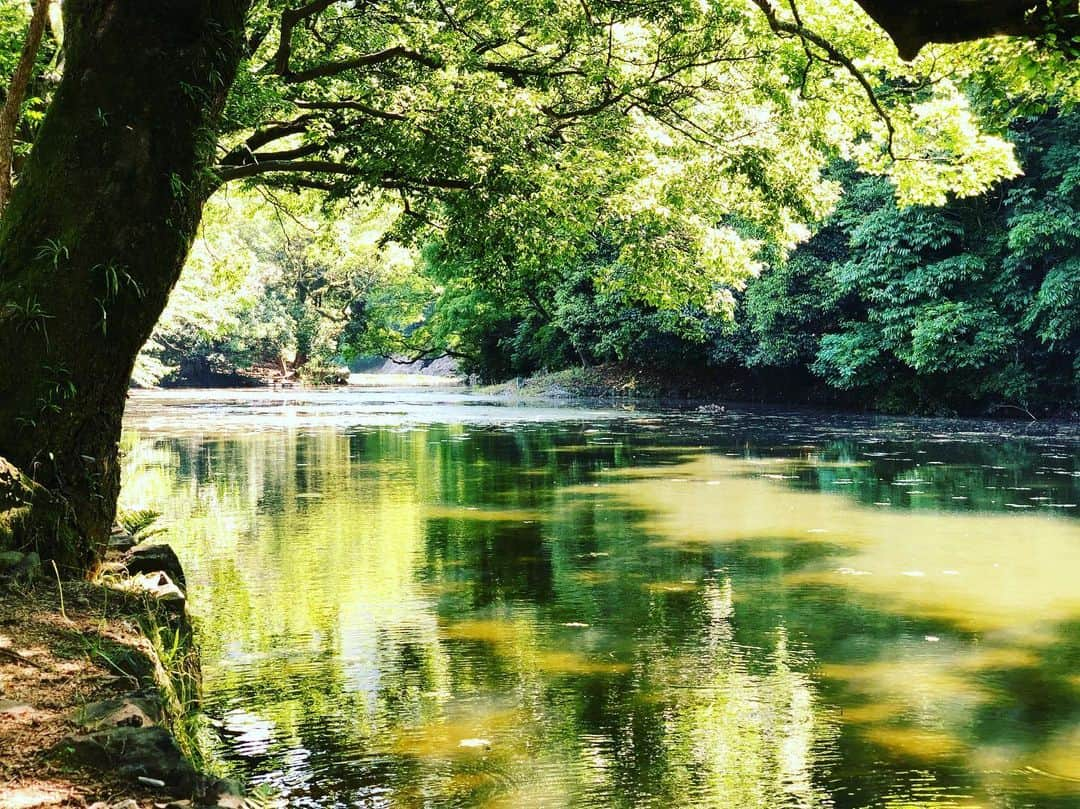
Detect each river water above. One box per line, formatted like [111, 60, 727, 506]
[120, 388, 1080, 809]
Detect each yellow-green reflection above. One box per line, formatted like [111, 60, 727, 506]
[120, 401, 1080, 808]
[586, 451, 1080, 803]
[592, 454, 1080, 631]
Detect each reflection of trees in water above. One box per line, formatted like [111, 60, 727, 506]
[117, 418, 1080, 806]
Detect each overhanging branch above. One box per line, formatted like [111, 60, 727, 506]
[214, 158, 472, 190]
[282, 46, 443, 83]
[295, 99, 408, 121]
[269, 0, 340, 75]
[852, 0, 1057, 60]
[751, 0, 896, 158]
[219, 115, 317, 166]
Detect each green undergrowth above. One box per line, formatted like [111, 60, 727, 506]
[65, 578, 222, 777]
[136, 605, 219, 774]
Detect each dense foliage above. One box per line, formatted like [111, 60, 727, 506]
[202, 0, 1054, 357]
[134, 191, 414, 385]
[747, 112, 1078, 413]
[347, 112, 1080, 414]
[142, 108, 1079, 416]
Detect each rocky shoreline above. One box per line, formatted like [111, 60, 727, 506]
[0, 530, 249, 809]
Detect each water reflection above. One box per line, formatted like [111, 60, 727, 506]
[120, 393, 1080, 807]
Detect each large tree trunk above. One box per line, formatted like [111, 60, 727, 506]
[0, 0, 250, 569]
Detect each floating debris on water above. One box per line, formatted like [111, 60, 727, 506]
[458, 738, 491, 749]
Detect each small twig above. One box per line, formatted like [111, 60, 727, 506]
[0, 646, 44, 668]
[991, 404, 1038, 422]
[52, 559, 68, 621]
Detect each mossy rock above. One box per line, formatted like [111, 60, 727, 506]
[0, 456, 81, 563]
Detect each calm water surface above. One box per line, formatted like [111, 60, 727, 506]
[120, 389, 1080, 808]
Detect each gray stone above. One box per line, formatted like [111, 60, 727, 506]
[111, 801, 139, 809]
[60, 726, 197, 794]
[126, 543, 186, 589]
[109, 527, 137, 552]
[72, 694, 162, 731]
[126, 571, 186, 609]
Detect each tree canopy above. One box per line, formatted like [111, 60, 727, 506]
[7, 2, 1078, 324]
[210, 0, 1040, 316]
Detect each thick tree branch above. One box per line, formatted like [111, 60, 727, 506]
[269, 0, 339, 75]
[216, 159, 361, 182]
[219, 115, 317, 165]
[295, 99, 408, 121]
[229, 143, 326, 166]
[215, 158, 471, 191]
[852, 0, 1064, 60]
[282, 46, 442, 83]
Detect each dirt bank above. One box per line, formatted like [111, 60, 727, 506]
[0, 548, 244, 809]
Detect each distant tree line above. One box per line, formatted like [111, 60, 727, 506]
[349, 112, 1079, 415]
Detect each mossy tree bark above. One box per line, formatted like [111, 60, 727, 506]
[0, 0, 250, 569]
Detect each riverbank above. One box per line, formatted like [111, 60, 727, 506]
[0, 540, 244, 809]
[480, 365, 718, 400]
[481, 364, 1080, 421]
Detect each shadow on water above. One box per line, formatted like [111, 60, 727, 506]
[120, 391, 1080, 808]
